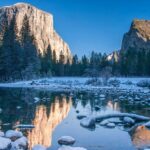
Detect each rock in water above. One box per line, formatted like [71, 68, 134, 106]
[80, 117, 95, 128]
[32, 145, 46, 150]
[5, 130, 23, 140]
[58, 136, 75, 145]
[123, 117, 135, 125]
[0, 131, 4, 137]
[99, 120, 109, 126]
[106, 123, 115, 128]
[0, 137, 11, 150]
[58, 145, 87, 150]
[11, 136, 28, 150]
[0, 3, 72, 62]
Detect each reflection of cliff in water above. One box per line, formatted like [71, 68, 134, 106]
[27, 96, 72, 149]
[130, 125, 150, 149]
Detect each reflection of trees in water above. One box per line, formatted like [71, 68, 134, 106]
[27, 96, 72, 149]
[0, 88, 32, 128]
[71, 92, 150, 117]
[0, 88, 71, 131]
[130, 125, 150, 149]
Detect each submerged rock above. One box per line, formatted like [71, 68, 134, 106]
[32, 144, 46, 150]
[58, 136, 75, 145]
[80, 117, 95, 128]
[0, 137, 11, 150]
[76, 115, 86, 120]
[58, 145, 87, 150]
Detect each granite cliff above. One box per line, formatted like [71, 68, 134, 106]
[121, 19, 150, 51]
[0, 3, 72, 61]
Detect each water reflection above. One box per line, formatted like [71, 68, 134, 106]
[27, 96, 72, 149]
[131, 125, 150, 149]
[0, 88, 150, 150]
[106, 101, 120, 112]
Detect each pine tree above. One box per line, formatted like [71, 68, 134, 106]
[20, 15, 40, 79]
[58, 51, 65, 76]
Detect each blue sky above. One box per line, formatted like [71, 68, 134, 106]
[0, 0, 150, 56]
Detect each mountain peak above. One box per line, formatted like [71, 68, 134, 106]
[121, 19, 150, 51]
[0, 3, 72, 61]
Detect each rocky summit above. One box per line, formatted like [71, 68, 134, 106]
[121, 19, 150, 51]
[0, 3, 72, 61]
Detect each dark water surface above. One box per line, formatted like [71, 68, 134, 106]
[0, 88, 150, 150]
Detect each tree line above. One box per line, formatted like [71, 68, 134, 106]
[0, 15, 150, 81]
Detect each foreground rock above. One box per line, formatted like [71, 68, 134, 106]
[80, 117, 95, 128]
[58, 145, 87, 150]
[11, 136, 28, 150]
[58, 136, 75, 145]
[32, 144, 46, 150]
[0, 131, 4, 137]
[0, 137, 11, 149]
[5, 130, 23, 141]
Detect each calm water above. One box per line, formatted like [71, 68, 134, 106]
[0, 88, 150, 150]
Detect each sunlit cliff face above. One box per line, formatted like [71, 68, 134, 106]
[131, 125, 150, 149]
[27, 96, 72, 149]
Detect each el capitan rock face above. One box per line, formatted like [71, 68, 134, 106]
[0, 3, 71, 61]
[121, 19, 150, 51]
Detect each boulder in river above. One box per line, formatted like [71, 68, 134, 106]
[5, 130, 23, 141]
[80, 117, 95, 128]
[123, 117, 135, 125]
[0, 137, 11, 150]
[100, 120, 109, 126]
[11, 136, 28, 150]
[106, 123, 115, 128]
[58, 136, 75, 145]
[0, 131, 4, 137]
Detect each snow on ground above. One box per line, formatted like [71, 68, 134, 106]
[0, 77, 149, 92]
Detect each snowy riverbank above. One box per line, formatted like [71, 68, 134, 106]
[0, 77, 150, 92]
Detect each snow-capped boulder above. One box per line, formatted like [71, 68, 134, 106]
[5, 130, 23, 140]
[0, 131, 4, 137]
[80, 117, 95, 128]
[11, 136, 28, 150]
[106, 123, 115, 128]
[100, 120, 109, 126]
[58, 136, 75, 145]
[0, 137, 11, 149]
[123, 117, 135, 125]
[32, 145, 46, 150]
[58, 145, 87, 150]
